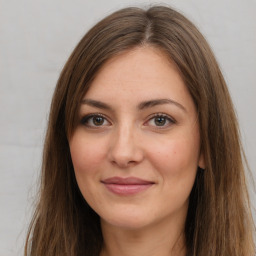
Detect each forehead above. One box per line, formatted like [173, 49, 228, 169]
[89, 46, 178, 87]
[83, 46, 194, 111]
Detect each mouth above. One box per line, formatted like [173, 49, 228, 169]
[101, 177, 155, 196]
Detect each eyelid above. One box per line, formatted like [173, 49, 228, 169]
[144, 113, 176, 128]
[80, 113, 112, 127]
[79, 112, 176, 129]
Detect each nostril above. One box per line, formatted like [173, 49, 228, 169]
[111, 159, 136, 168]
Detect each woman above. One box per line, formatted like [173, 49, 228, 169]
[25, 5, 255, 256]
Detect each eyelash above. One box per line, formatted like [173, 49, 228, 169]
[80, 113, 176, 129]
[145, 113, 176, 129]
[80, 113, 110, 128]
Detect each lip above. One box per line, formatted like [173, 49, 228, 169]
[101, 177, 155, 195]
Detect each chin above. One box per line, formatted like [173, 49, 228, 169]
[100, 210, 153, 230]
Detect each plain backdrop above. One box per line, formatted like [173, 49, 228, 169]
[0, 0, 255, 255]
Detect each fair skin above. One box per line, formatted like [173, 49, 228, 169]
[69, 46, 205, 256]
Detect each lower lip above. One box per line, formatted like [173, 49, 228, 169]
[103, 183, 153, 195]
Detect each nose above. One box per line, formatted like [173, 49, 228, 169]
[108, 124, 144, 168]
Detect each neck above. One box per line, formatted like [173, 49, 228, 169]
[100, 215, 187, 256]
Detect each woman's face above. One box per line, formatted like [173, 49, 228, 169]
[69, 46, 204, 230]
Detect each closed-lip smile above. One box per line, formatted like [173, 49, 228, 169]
[101, 177, 155, 195]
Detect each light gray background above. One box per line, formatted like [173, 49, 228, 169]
[0, 0, 255, 255]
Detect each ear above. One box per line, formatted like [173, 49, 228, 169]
[198, 150, 206, 169]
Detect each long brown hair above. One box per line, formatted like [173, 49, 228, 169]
[25, 5, 255, 256]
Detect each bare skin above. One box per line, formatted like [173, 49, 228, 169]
[70, 46, 205, 256]
[100, 209, 187, 256]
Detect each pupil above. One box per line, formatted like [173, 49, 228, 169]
[93, 116, 104, 126]
[155, 117, 166, 126]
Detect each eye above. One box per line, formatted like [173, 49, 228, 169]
[80, 114, 111, 128]
[145, 114, 175, 128]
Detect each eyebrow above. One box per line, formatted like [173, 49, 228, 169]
[81, 99, 113, 110]
[81, 98, 186, 112]
[138, 98, 187, 112]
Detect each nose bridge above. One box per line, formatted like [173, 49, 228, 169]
[108, 121, 143, 167]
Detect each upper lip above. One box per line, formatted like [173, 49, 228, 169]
[101, 177, 155, 185]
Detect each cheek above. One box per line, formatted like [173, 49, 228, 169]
[69, 132, 108, 202]
[147, 135, 200, 177]
[69, 132, 107, 173]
